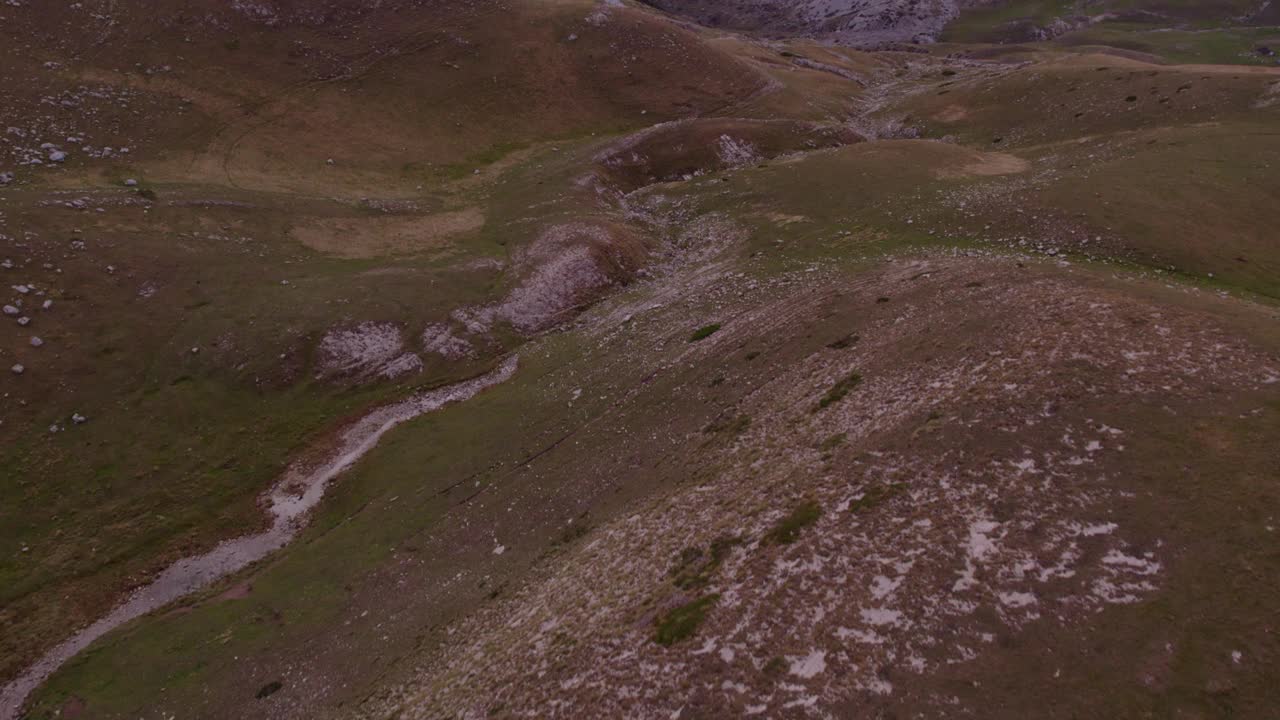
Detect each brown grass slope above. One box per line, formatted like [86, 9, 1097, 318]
[3, 4, 1280, 720]
[0, 0, 763, 194]
[883, 53, 1280, 295]
[0, 0, 768, 694]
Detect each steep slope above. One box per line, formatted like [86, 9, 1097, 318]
[0, 0, 763, 194]
[0, 0, 766, 698]
[641, 0, 970, 43]
[643, 0, 1279, 58]
[366, 253, 1280, 720]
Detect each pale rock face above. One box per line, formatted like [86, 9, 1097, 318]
[316, 322, 440, 382]
[640, 0, 984, 44]
[379, 352, 424, 379]
[420, 323, 474, 360]
[449, 222, 631, 337]
[317, 322, 407, 379]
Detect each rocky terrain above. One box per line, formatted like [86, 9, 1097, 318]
[644, 0, 1280, 47]
[2, 1, 1279, 719]
[641, 0, 971, 44]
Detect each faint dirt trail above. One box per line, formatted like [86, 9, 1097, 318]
[0, 357, 519, 720]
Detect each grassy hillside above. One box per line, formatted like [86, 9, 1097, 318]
[943, 0, 1280, 65]
[0, 0, 765, 690]
[3, 1, 1280, 719]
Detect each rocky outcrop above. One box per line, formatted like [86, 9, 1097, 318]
[640, 0, 972, 44]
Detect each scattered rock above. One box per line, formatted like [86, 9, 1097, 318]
[124, 178, 138, 186]
[11, 364, 24, 375]
[48, 150, 67, 163]
[421, 323, 474, 359]
[318, 322, 408, 379]
[379, 352, 424, 379]
[17, 316, 30, 326]
[2, 304, 17, 316]
[72, 413, 87, 424]
[41, 299, 53, 310]
[0, 171, 13, 185]
[29, 336, 43, 347]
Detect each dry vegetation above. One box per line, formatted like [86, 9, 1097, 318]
[2, 1, 1279, 719]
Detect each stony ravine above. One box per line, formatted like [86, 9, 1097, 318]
[0, 356, 518, 720]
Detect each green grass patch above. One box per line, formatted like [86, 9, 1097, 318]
[818, 432, 847, 452]
[765, 500, 822, 545]
[435, 140, 529, 180]
[813, 370, 863, 412]
[670, 535, 741, 590]
[826, 333, 859, 350]
[654, 594, 720, 646]
[688, 323, 722, 342]
[1055, 24, 1280, 65]
[703, 413, 751, 436]
[941, 0, 1074, 42]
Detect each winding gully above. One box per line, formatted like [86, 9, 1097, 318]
[0, 356, 519, 720]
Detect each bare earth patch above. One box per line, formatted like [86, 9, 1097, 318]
[934, 104, 969, 122]
[289, 208, 484, 259]
[935, 149, 1031, 179]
